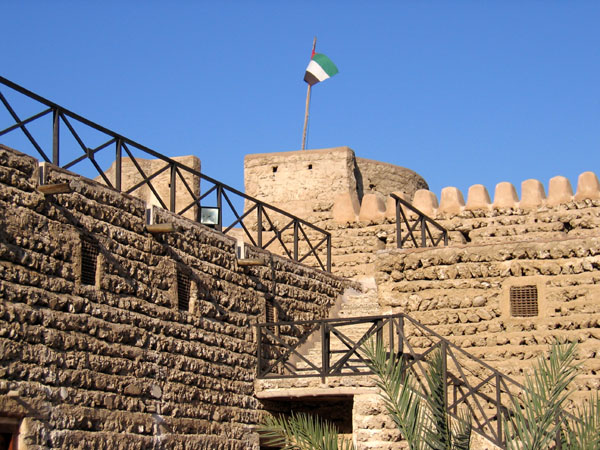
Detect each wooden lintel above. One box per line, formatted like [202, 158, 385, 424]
[237, 258, 266, 266]
[37, 183, 71, 195]
[146, 223, 176, 234]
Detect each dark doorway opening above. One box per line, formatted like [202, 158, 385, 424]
[0, 418, 19, 450]
[259, 395, 353, 449]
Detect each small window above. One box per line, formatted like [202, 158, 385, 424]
[510, 285, 538, 317]
[272, 166, 278, 173]
[308, 164, 313, 170]
[81, 238, 99, 286]
[177, 270, 191, 312]
[265, 298, 275, 323]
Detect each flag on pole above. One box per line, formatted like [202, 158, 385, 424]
[304, 53, 339, 86]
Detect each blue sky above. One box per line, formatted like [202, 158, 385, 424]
[2, 1, 599, 204]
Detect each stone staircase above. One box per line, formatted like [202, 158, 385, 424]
[255, 284, 507, 449]
[257, 277, 384, 392]
[284, 277, 382, 371]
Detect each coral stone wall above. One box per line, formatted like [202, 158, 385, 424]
[375, 239, 600, 402]
[0, 145, 347, 449]
[326, 196, 600, 279]
[355, 157, 428, 199]
[244, 147, 427, 225]
[100, 155, 201, 221]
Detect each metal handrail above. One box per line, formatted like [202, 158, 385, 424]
[0, 76, 331, 271]
[391, 193, 448, 248]
[255, 312, 576, 448]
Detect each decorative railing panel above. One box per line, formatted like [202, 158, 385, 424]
[256, 313, 572, 449]
[391, 193, 448, 248]
[0, 76, 331, 271]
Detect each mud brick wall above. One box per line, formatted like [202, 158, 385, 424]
[0, 145, 346, 449]
[375, 238, 600, 403]
[324, 199, 600, 279]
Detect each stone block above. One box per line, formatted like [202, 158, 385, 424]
[493, 182, 519, 209]
[520, 179, 546, 209]
[465, 184, 491, 210]
[332, 191, 360, 224]
[359, 193, 386, 223]
[438, 187, 465, 215]
[547, 175, 573, 206]
[412, 190, 438, 216]
[575, 171, 600, 201]
[385, 192, 409, 220]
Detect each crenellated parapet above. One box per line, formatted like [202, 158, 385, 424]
[244, 147, 427, 224]
[334, 171, 600, 224]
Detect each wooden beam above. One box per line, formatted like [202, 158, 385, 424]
[37, 183, 71, 194]
[146, 223, 176, 234]
[237, 258, 266, 267]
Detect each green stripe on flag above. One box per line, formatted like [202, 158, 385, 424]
[312, 53, 339, 77]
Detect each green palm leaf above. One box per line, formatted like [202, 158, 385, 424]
[260, 411, 355, 450]
[560, 391, 600, 450]
[362, 339, 471, 450]
[503, 341, 579, 450]
[362, 338, 426, 450]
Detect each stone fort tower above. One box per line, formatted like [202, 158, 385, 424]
[244, 146, 428, 226]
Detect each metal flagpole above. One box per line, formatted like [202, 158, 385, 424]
[301, 37, 317, 150]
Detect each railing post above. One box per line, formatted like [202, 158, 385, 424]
[496, 373, 502, 443]
[52, 108, 60, 165]
[326, 234, 331, 272]
[376, 319, 383, 344]
[257, 204, 263, 248]
[321, 322, 329, 383]
[421, 215, 427, 248]
[453, 384, 458, 415]
[170, 163, 176, 212]
[216, 184, 223, 232]
[388, 317, 394, 355]
[398, 316, 404, 357]
[256, 325, 263, 378]
[396, 198, 402, 249]
[115, 138, 122, 191]
[293, 220, 299, 261]
[441, 341, 448, 413]
[555, 414, 562, 450]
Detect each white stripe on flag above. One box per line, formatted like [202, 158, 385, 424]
[306, 60, 330, 82]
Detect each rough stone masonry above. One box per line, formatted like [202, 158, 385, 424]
[0, 145, 349, 449]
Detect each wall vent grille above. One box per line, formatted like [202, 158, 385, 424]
[265, 299, 275, 323]
[510, 285, 538, 317]
[81, 238, 98, 285]
[177, 270, 191, 312]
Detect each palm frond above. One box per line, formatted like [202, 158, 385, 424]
[561, 391, 600, 450]
[503, 341, 580, 450]
[422, 348, 452, 450]
[362, 338, 426, 450]
[259, 412, 354, 450]
[451, 408, 472, 450]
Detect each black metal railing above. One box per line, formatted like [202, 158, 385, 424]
[255, 312, 557, 449]
[0, 76, 331, 271]
[391, 193, 448, 248]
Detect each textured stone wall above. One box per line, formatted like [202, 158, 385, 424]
[355, 157, 428, 199]
[0, 145, 347, 449]
[326, 196, 600, 279]
[100, 155, 201, 221]
[243, 149, 600, 448]
[375, 239, 600, 402]
[244, 147, 359, 222]
[244, 147, 427, 226]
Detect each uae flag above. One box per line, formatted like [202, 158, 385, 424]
[304, 53, 339, 86]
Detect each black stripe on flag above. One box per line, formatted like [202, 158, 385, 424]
[304, 72, 320, 86]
